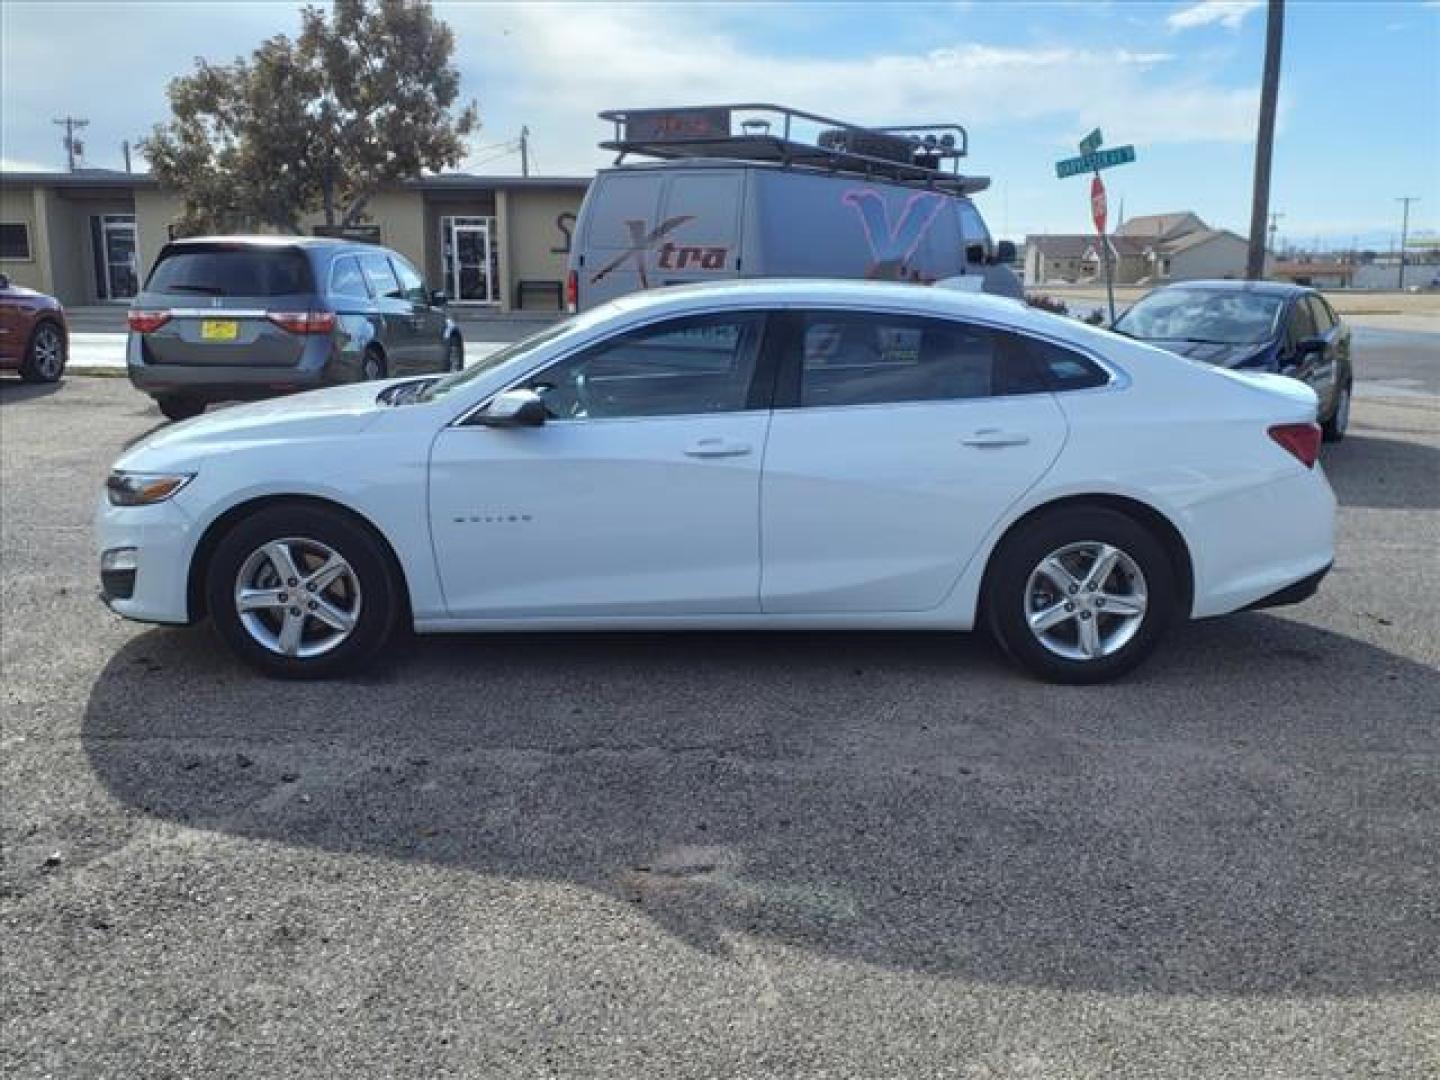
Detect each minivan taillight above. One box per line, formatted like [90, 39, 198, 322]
[565, 270, 577, 313]
[266, 311, 337, 334]
[128, 310, 172, 334]
[1268, 422, 1321, 468]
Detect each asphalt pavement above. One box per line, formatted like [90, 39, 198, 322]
[1, 347, 1437, 1077]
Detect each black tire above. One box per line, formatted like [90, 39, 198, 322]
[155, 395, 206, 422]
[984, 507, 1179, 684]
[19, 321, 66, 383]
[445, 335, 464, 372]
[204, 503, 403, 679]
[360, 347, 387, 382]
[1321, 380, 1351, 443]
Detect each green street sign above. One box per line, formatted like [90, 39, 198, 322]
[1055, 144, 1136, 179]
[1079, 127, 1103, 156]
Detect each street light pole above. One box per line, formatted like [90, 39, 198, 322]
[1396, 196, 1419, 289]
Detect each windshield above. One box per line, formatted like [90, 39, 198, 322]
[1114, 289, 1284, 345]
[417, 321, 580, 402]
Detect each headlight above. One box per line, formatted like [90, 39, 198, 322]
[105, 471, 194, 506]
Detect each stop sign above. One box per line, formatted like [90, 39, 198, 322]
[1091, 173, 1108, 234]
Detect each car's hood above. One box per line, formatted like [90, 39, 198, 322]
[1144, 338, 1271, 368]
[117, 381, 392, 468]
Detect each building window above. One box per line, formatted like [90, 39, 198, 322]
[0, 222, 31, 260]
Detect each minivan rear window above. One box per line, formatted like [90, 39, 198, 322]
[146, 247, 314, 297]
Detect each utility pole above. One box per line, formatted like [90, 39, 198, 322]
[1245, 0, 1284, 280]
[122, 140, 132, 174]
[519, 126, 530, 178]
[53, 115, 89, 172]
[1396, 196, 1419, 289]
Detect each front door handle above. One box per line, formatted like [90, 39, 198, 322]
[684, 437, 752, 458]
[961, 429, 1030, 448]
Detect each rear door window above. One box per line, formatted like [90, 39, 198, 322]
[146, 247, 313, 297]
[792, 311, 1043, 407]
[329, 256, 370, 301]
[359, 252, 403, 300]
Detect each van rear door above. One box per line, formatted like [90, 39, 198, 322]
[574, 169, 744, 309]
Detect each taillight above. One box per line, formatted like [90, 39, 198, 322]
[266, 311, 337, 334]
[1268, 422, 1321, 468]
[565, 270, 578, 313]
[128, 310, 172, 334]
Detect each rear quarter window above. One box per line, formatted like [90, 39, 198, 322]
[146, 247, 313, 297]
[1015, 335, 1111, 391]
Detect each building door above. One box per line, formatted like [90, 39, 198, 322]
[440, 216, 498, 303]
[90, 214, 138, 301]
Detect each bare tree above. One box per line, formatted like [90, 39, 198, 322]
[1246, 0, 1285, 280]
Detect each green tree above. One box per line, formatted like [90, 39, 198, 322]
[143, 0, 477, 236]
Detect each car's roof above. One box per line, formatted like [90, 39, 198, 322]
[599, 278, 1103, 346]
[1150, 279, 1313, 297]
[163, 235, 357, 251]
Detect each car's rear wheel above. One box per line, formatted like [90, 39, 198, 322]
[205, 503, 402, 679]
[1322, 381, 1351, 443]
[985, 507, 1178, 684]
[19, 322, 66, 383]
[445, 335, 464, 372]
[155, 395, 206, 422]
[361, 348, 386, 381]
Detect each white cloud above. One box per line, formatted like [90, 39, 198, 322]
[446, 3, 1259, 177]
[1166, 1, 1263, 31]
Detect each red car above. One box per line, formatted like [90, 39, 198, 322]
[0, 272, 68, 382]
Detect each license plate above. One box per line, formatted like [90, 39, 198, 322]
[200, 319, 239, 341]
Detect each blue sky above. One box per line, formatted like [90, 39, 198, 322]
[2, 1, 1436, 247]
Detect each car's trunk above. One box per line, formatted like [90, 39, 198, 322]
[138, 245, 316, 368]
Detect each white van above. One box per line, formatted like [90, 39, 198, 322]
[568, 105, 1019, 312]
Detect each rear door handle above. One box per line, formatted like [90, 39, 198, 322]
[684, 438, 752, 458]
[961, 429, 1030, 448]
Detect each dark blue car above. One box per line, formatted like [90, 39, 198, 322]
[1113, 280, 1353, 442]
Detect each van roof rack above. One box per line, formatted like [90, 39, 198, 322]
[599, 103, 990, 195]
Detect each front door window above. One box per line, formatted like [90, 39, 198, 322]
[91, 214, 138, 301]
[440, 216, 498, 303]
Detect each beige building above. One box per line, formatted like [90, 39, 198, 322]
[1, 169, 590, 312]
[1025, 211, 1250, 288]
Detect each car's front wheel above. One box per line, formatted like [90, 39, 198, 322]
[155, 395, 206, 422]
[205, 503, 403, 678]
[985, 507, 1178, 684]
[1322, 380, 1351, 443]
[19, 322, 66, 383]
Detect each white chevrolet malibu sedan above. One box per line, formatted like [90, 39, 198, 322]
[97, 280, 1335, 683]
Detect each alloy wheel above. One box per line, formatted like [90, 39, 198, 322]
[33, 326, 63, 379]
[1023, 541, 1148, 661]
[234, 538, 363, 658]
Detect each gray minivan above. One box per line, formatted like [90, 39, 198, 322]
[569, 105, 1020, 312]
[127, 236, 463, 421]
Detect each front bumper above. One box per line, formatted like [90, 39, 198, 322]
[95, 493, 200, 625]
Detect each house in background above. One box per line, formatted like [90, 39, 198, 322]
[1269, 259, 1356, 289]
[1025, 211, 1249, 287]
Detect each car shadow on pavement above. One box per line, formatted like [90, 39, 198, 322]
[1324, 428, 1440, 510]
[81, 615, 1439, 997]
[0, 378, 64, 404]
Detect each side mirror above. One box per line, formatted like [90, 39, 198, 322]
[429, 289, 448, 307]
[965, 243, 986, 264]
[1297, 335, 1327, 356]
[476, 388, 546, 428]
[994, 240, 1017, 265]
[0, 272, 10, 289]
